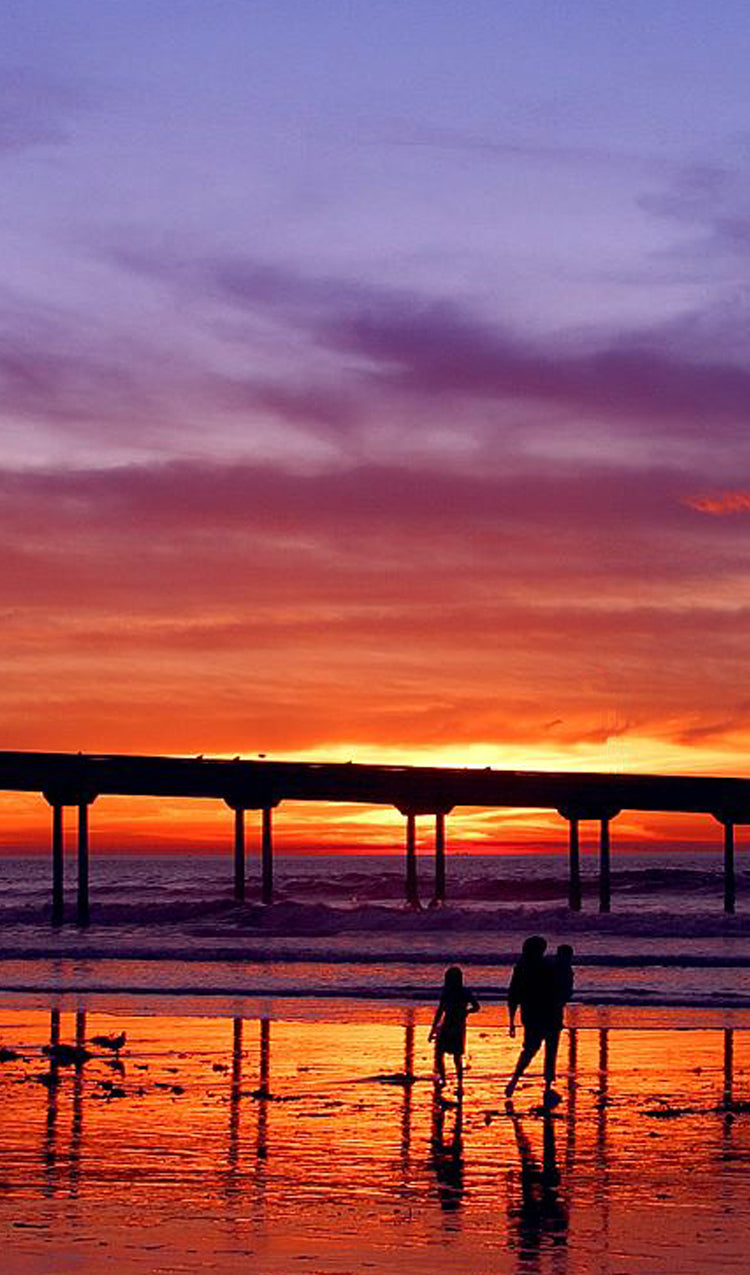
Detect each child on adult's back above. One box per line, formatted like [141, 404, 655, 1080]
[429, 965, 480, 1095]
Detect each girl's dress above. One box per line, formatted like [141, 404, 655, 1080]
[437, 990, 477, 1055]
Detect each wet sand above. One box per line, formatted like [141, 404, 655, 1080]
[1, 1001, 749, 1273]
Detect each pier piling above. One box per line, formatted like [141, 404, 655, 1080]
[233, 808, 245, 902]
[568, 816, 582, 911]
[432, 811, 446, 906]
[51, 802, 64, 924]
[261, 807, 274, 905]
[599, 816, 611, 914]
[77, 802, 89, 927]
[724, 821, 736, 915]
[405, 813, 419, 908]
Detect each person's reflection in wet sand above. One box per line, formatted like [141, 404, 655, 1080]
[564, 1027, 577, 1179]
[69, 1009, 86, 1197]
[42, 1009, 61, 1196]
[225, 1017, 243, 1197]
[256, 1018, 271, 1168]
[723, 1026, 734, 1144]
[248, 1018, 270, 1223]
[506, 1105, 568, 1270]
[400, 1009, 415, 1186]
[430, 1085, 464, 1224]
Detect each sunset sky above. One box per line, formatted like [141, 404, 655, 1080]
[3, 2, 750, 851]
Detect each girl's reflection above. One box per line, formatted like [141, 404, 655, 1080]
[430, 1087, 464, 1224]
[42, 1008, 61, 1195]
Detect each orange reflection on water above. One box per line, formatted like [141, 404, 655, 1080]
[0, 1005, 749, 1273]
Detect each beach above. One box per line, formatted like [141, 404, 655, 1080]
[1, 997, 749, 1274]
[2, 853, 750, 1271]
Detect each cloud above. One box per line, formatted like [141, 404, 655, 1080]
[321, 302, 750, 440]
[361, 118, 655, 169]
[108, 241, 750, 455]
[0, 288, 360, 462]
[674, 712, 750, 745]
[640, 161, 750, 268]
[687, 490, 750, 516]
[0, 456, 700, 545]
[4, 231, 750, 475]
[1, 453, 749, 757]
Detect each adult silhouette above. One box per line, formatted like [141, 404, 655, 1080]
[506, 1106, 569, 1265]
[506, 936, 574, 1106]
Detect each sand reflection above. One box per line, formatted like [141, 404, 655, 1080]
[0, 1005, 749, 1273]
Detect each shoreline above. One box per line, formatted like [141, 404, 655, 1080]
[4, 983, 750, 1008]
[2, 991, 750, 1030]
[5, 945, 750, 965]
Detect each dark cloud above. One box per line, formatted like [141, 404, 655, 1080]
[4, 234, 750, 467]
[324, 303, 750, 434]
[108, 241, 750, 451]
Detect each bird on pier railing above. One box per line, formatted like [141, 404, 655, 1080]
[91, 1031, 126, 1053]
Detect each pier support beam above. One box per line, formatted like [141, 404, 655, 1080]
[405, 813, 419, 908]
[431, 811, 446, 907]
[45, 787, 97, 926]
[51, 803, 64, 925]
[599, 816, 611, 914]
[711, 811, 746, 914]
[261, 807, 274, 905]
[724, 821, 735, 915]
[233, 808, 245, 902]
[568, 816, 582, 912]
[77, 801, 90, 926]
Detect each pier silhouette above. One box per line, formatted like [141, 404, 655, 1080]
[2, 749, 750, 923]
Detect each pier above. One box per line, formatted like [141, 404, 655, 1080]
[1, 749, 749, 923]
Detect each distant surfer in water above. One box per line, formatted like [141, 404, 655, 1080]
[505, 936, 574, 1107]
[429, 965, 480, 1096]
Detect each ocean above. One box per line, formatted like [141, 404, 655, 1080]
[1, 851, 749, 1009]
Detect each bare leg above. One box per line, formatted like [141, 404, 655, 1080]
[435, 1045, 446, 1087]
[506, 1032, 542, 1098]
[454, 1052, 463, 1095]
[543, 1029, 562, 1105]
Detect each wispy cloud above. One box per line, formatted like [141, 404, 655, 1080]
[687, 490, 750, 515]
[0, 455, 747, 756]
[107, 240, 750, 458]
